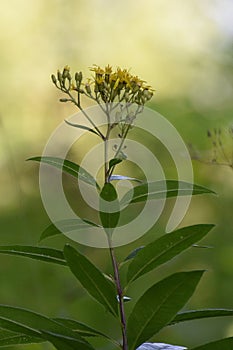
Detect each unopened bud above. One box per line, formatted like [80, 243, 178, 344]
[57, 70, 63, 83]
[75, 72, 82, 83]
[51, 74, 57, 85]
[59, 98, 69, 102]
[85, 84, 92, 95]
[143, 89, 153, 100]
[62, 65, 70, 79]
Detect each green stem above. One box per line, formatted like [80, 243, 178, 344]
[108, 237, 128, 350]
[104, 106, 128, 349]
[66, 90, 106, 140]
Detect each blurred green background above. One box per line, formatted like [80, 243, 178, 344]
[0, 0, 232, 349]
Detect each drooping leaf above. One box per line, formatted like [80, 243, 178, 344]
[27, 156, 100, 190]
[109, 175, 142, 183]
[109, 158, 122, 169]
[136, 342, 187, 350]
[121, 180, 215, 205]
[64, 245, 118, 317]
[127, 270, 204, 350]
[53, 318, 109, 338]
[99, 183, 120, 235]
[40, 219, 101, 242]
[54, 318, 120, 348]
[65, 119, 100, 136]
[127, 224, 214, 284]
[0, 305, 87, 345]
[0, 328, 43, 347]
[190, 337, 233, 350]
[40, 330, 94, 350]
[169, 309, 233, 326]
[0, 245, 66, 266]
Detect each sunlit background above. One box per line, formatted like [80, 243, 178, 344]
[0, 0, 233, 349]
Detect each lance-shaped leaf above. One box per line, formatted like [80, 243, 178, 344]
[64, 245, 118, 317]
[0, 246, 66, 266]
[127, 270, 204, 350]
[109, 158, 123, 169]
[28, 156, 100, 190]
[124, 246, 145, 262]
[121, 180, 215, 205]
[40, 330, 94, 350]
[99, 183, 120, 235]
[54, 318, 109, 338]
[190, 337, 233, 350]
[0, 329, 43, 347]
[54, 318, 120, 348]
[65, 119, 100, 136]
[127, 224, 214, 284]
[0, 305, 88, 346]
[40, 219, 101, 242]
[169, 308, 233, 326]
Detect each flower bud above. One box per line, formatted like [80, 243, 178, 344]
[62, 65, 70, 79]
[85, 83, 92, 95]
[51, 74, 57, 85]
[57, 70, 63, 83]
[59, 98, 69, 102]
[75, 72, 82, 83]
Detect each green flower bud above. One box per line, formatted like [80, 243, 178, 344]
[79, 71, 83, 82]
[75, 72, 82, 83]
[57, 70, 63, 83]
[59, 98, 69, 102]
[51, 74, 57, 85]
[85, 84, 92, 95]
[62, 65, 70, 79]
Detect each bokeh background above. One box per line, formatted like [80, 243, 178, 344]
[0, 0, 232, 349]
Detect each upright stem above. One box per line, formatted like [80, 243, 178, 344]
[104, 106, 127, 349]
[108, 237, 128, 350]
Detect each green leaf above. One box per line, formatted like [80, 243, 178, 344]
[124, 246, 145, 262]
[127, 224, 214, 284]
[64, 244, 118, 317]
[27, 156, 100, 190]
[190, 337, 233, 350]
[0, 329, 43, 347]
[109, 158, 123, 169]
[121, 180, 215, 205]
[40, 219, 101, 242]
[53, 318, 108, 338]
[99, 183, 120, 234]
[0, 305, 87, 344]
[65, 119, 100, 136]
[127, 270, 204, 350]
[109, 175, 142, 183]
[0, 245, 66, 266]
[40, 330, 94, 350]
[169, 309, 233, 325]
[54, 318, 121, 348]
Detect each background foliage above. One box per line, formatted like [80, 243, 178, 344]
[0, 1, 232, 349]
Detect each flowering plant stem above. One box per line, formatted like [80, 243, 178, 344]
[103, 103, 128, 349]
[108, 236, 128, 350]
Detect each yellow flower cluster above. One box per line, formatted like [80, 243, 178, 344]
[51, 64, 154, 106]
[89, 64, 154, 104]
